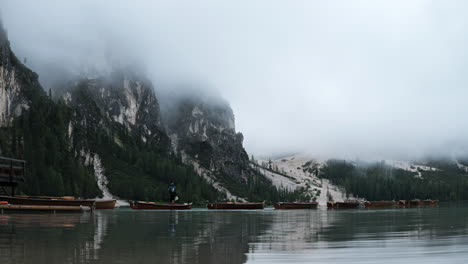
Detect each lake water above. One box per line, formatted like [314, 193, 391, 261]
[1, 203, 468, 264]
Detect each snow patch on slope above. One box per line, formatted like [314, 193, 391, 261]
[455, 160, 468, 173]
[78, 149, 127, 206]
[388, 160, 439, 179]
[256, 154, 352, 205]
[92, 154, 113, 200]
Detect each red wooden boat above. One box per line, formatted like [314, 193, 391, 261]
[409, 199, 423, 206]
[274, 202, 318, 209]
[0, 195, 95, 207]
[130, 201, 192, 210]
[327, 201, 360, 209]
[13, 195, 116, 209]
[397, 199, 438, 207]
[17, 195, 77, 200]
[397, 200, 409, 207]
[207, 202, 264, 210]
[364, 201, 395, 208]
[421, 199, 439, 206]
[0, 204, 91, 213]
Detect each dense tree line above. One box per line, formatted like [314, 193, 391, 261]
[0, 89, 101, 197]
[320, 159, 468, 201]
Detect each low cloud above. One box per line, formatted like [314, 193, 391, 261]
[2, 0, 468, 160]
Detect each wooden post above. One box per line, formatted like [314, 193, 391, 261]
[9, 160, 13, 196]
[9, 160, 13, 182]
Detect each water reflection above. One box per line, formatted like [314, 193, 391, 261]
[0, 212, 95, 264]
[1, 204, 468, 264]
[168, 211, 177, 236]
[248, 204, 468, 263]
[96, 210, 271, 264]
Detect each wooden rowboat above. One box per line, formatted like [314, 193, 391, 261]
[397, 200, 438, 207]
[94, 199, 117, 209]
[130, 201, 192, 210]
[14, 195, 116, 209]
[421, 199, 439, 206]
[409, 199, 423, 206]
[0, 204, 90, 213]
[0, 204, 91, 213]
[327, 201, 360, 209]
[17, 195, 77, 200]
[207, 202, 264, 210]
[397, 200, 409, 207]
[364, 201, 395, 208]
[0, 195, 95, 207]
[408, 199, 440, 207]
[274, 202, 318, 209]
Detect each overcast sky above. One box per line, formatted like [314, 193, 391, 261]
[2, 0, 468, 159]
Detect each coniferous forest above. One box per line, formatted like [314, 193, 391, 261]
[320, 159, 468, 201]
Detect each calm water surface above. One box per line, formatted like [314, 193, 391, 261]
[1, 203, 468, 264]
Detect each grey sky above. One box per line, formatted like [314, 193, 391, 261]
[2, 0, 468, 159]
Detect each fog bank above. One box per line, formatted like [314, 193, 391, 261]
[2, 0, 468, 159]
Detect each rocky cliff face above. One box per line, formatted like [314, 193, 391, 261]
[161, 94, 259, 200]
[0, 22, 42, 126]
[60, 70, 170, 152]
[168, 97, 248, 176]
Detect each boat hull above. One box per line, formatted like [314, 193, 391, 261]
[94, 199, 117, 209]
[15, 196, 115, 209]
[0, 204, 90, 213]
[274, 202, 318, 209]
[409, 200, 423, 206]
[130, 201, 192, 210]
[327, 201, 360, 209]
[421, 200, 439, 206]
[207, 202, 264, 210]
[397, 200, 409, 207]
[409, 199, 439, 207]
[396, 200, 439, 207]
[0, 195, 95, 207]
[364, 201, 395, 208]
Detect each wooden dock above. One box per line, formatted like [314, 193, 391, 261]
[0, 157, 25, 196]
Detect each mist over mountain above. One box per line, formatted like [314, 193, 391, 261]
[3, 1, 468, 160]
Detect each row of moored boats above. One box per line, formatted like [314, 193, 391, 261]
[328, 199, 439, 209]
[129, 199, 439, 210]
[0, 195, 439, 213]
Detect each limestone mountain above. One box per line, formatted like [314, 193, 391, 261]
[162, 93, 252, 200]
[0, 22, 41, 126]
[0, 21, 306, 203]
